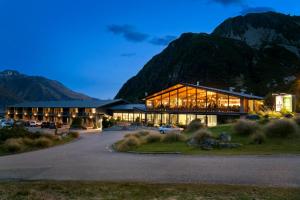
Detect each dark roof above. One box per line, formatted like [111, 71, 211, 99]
[8, 99, 126, 108]
[109, 104, 146, 111]
[146, 83, 264, 100]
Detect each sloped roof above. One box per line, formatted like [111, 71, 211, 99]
[109, 104, 146, 111]
[146, 83, 264, 100]
[8, 99, 126, 108]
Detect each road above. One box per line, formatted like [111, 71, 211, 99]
[0, 131, 299, 187]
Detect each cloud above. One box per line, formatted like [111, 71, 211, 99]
[149, 35, 177, 46]
[120, 53, 136, 57]
[107, 24, 149, 42]
[240, 6, 275, 15]
[209, 0, 243, 6]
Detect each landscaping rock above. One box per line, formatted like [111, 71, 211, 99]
[219, 132, 231, 142]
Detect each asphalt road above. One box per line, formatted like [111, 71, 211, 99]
[0, 131, 299, 187]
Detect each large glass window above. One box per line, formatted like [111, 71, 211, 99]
[162, 114, 169, 125]
[187, 114, 196, 125]
[178, 114, 186, 125]
[162, 93, 170, 110]
[207, 115, 217, 127]
[187, 87, 196, 110]
[169, 90, 177, 110]
[217, 93, 229, 112]
[170, 114, 178, 125]
[207, 91, 217, 111]
[146, 99, 154, 109]
[178, 87, 187, 110]
[196, 89, 206, 110]
[153, 96, 162, 109]
[229, 96, 241, 112]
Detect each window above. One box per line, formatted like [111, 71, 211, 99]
[196, 89, 206, 110]
[178, 114, 186, 125]
[169, 90, 177, 110]
[178, 87, 187, 110]
[229, 96, 240, 112]
[217, 93, 229, 111]
[162, 93, 170, 109]
[187, 87, 196, 109]
[207, 91, 217, 111]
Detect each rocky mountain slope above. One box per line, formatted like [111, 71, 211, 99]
[115, 12, 300, 105]
[0, 70, 93, 110]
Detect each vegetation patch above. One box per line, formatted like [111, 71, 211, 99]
[0, 181, 299, 200]
[0, 127, 79, 156]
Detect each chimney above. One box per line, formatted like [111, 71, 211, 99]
[229, 87, 235, 92]
[145, 92, 148, 97]
[196, 81, 200, 86]
[240, 89, 246, 94]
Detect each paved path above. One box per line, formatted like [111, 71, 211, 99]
[0, 131, 299, 187]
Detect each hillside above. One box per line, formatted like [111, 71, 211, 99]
[0, 70, 94, 110]
[115, 12, 300, 105]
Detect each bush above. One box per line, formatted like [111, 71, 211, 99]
[233, 119, 259, 136]
[4, 138, 23, 152]
[264, 119, 298, 138]
[250, 131, 266, 144]
[43, 134, 57, 140]
[191, 129, 212, 145]
[69, 132, 80, 138]
[115, 142, 130, 152]
[70, 117, 83, 129]
[185, 119, 205, 133]
[162, 131, 187, 143]
[144, 133, 162, 143]
[294, 117, 300, 126]
[0, 127, 29, 142]
[22, 137, 35, 146]
[35, 137, 53, 148]
[136, 131, 150, 137]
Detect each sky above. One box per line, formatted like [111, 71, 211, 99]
[0, 0, 299, 99]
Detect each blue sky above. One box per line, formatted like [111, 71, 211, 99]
[0, 0, 299, 99]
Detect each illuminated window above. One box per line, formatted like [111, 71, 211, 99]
[207, 91, 217, 111]
[229, 96, 240, 112]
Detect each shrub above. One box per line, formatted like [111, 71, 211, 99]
[22, 137, 35, 146]
[35, 137, 53, 148]
[0, 127, 29, 142]
[162, 131, 187, 143]
[115, 142, 130, 152]
[264, 119, 298, 138]
[123, 136, 141, 147]
[4, 138, 23, 152]
[43, 134, 57, 140]
[70, 117, 83, 129]
[250, 131, 266, 144]
[294, 117, 300, 126]
[69, 132, 80, 138]
[233, 119, 259, 136]
[185, 119, 205, 133]
[136, 131, 150, 137]
[144, 133, 162, 143]
[191, 129, 212, 145]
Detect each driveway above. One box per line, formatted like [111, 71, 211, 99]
[0, 131, 299, 187]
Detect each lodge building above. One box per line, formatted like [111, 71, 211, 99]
[6, 83, 264, 127]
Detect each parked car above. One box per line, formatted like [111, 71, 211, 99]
[49, 122, 57, 129]
[0, 121, 12, 128]
[29, 121, 37, 127]
[36, 121, 42, 126]
[158, 125, 184, 134]
[41, 122, 50, 128]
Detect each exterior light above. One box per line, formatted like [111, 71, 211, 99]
[45, 113, 48, 117]
[89, 115, 93, 119]
[58, 114, 61, 117]
[24, 112, 27, 115]
[7, 112, 10, 115]
[34, 113, 37, 116]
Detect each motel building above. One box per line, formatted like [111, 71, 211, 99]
[7, 83, 264, 128]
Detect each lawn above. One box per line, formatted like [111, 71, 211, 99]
[0, 181, 299, 200]
[128, 124, 300, 155]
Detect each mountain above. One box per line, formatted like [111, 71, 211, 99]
[115, 12, 300, 107]
[0, 70, 94, 110]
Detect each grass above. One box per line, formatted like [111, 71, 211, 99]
[128, 124, 300, 155]
[0, 135, 75, 156]
[0, 181, 299, 200]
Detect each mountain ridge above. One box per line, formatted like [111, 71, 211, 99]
[115, 12, 300, 108]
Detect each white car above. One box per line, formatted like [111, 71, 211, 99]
[29, 121, 37, 127]
[36, 121, 42, 126]
[0, 121, 11, 128]
[158, 125, 184, 134]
